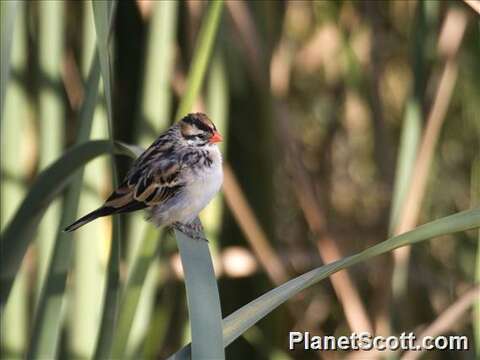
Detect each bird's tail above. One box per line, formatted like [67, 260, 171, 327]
[64, 207, 116, 232]
[65, 181, 148, 232]
[64, 198, 147, 232]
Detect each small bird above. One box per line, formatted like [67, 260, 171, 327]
[65, 113, 223, 240]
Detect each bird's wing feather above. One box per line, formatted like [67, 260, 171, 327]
[104, 136, 186, 211]
[64, 130, 185, 232]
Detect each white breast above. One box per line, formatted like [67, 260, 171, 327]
[178, 146, 223, 224]
[149, 145, 223, 226]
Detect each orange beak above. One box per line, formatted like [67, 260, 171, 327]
[209, 131, 223, 144]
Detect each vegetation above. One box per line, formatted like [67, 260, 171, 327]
[1, 1, 479, 359]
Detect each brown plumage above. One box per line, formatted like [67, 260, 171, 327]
[64, 113, 223, 235]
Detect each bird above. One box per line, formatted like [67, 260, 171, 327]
[64, 113, 223, 241]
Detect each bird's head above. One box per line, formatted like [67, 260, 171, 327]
[180, 113, 223, 146]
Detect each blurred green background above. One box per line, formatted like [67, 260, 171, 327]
[1, 0, 479, 359]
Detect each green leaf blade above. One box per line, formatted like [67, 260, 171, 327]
[27, 54, 101, 359]
[0, 0, 18, 119]
[176, 230, 224, 359]
[0, 140, 113, 305]
[175, 0, 224, 120]
[170, 208, 480, 358]
[91, 2, 122, 359]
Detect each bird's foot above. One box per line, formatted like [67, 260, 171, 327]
[173, 218, 208, 241]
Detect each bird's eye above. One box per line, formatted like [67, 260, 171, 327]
[185, 134, 207, 141]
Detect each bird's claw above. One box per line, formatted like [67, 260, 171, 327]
[172, 219, 208, 242]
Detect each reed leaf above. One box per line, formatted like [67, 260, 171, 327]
[91, 0, 115, 123]
[0, 139, 126, 305]
[170, 208, 480, 359]
[110, 227, 161, 358]
[27, 55, 101, 359]
[175, 0, 224, 120]
[36, 0, 65, 301]
[0, 0, 18, 119]
[126, 2, 177, 352]
[390, 2, 426, 307]
[176, 230, 224, 359]
[202, 53, 229, 252]
[69, 3, 107, 357]
[91, 2, 121, 358]
[389, 100, 422, 235]
[86, 141, 157, 359]
[0, 2, 27, 355]
[141, 0, 177, 128]
[114, 141, 144, 158]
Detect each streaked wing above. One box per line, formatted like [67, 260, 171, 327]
[104, 137, 185, 212]
[64, 130, 184, 232]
